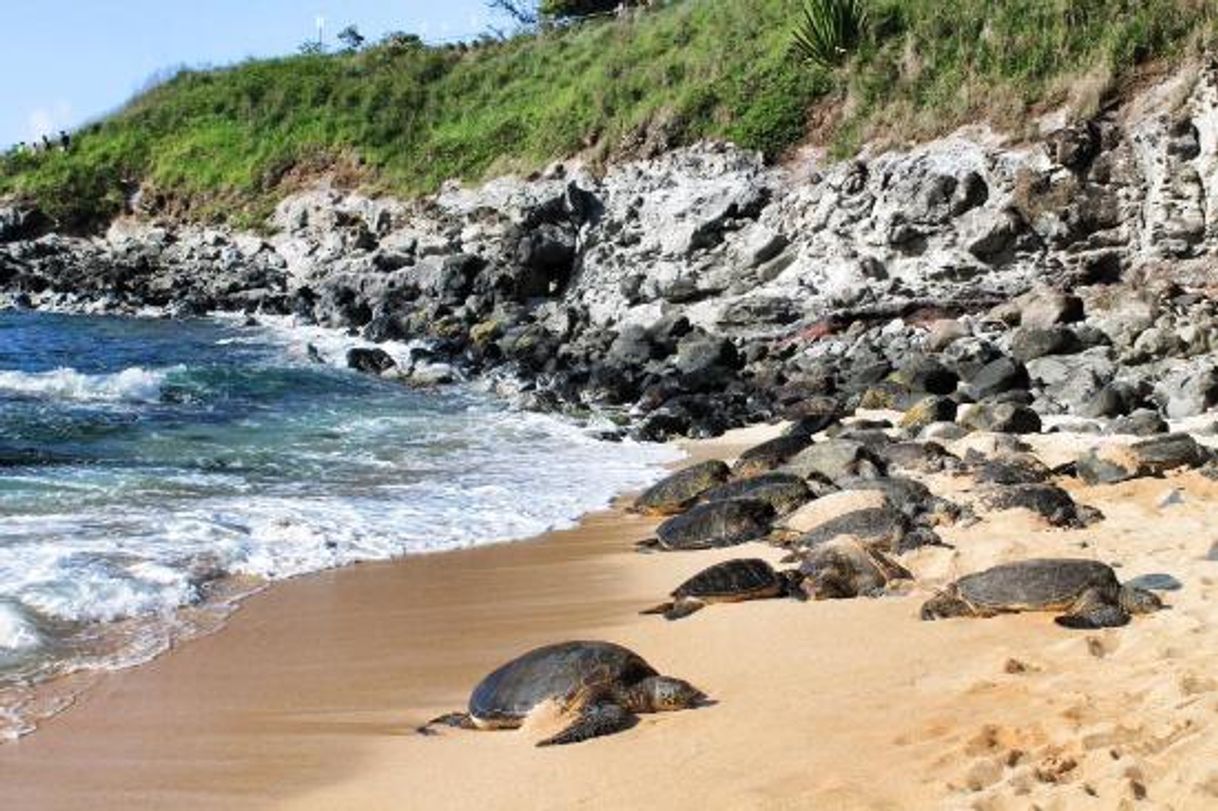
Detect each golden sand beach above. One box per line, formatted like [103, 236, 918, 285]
[3, 424, 1218, 809]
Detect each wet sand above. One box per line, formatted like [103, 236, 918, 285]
[3, 426, 1218, 809]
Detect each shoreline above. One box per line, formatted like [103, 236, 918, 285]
[3, 424, 1218, 808]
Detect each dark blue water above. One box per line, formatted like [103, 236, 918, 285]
[0, 310, 672, 735]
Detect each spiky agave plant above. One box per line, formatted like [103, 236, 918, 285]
[792, 0, 868, 69]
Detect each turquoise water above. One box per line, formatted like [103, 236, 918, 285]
[0, 310, 673, 732]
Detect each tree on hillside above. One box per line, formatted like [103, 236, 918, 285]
[486, 0, 538, 26]
[338, 25, 366, 52]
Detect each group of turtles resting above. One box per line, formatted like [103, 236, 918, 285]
[422, 420, 1172, 747]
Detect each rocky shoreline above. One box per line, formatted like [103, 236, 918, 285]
[6, 62, 1218, 444]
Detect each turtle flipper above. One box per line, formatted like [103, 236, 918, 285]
[536, 702, 637, 747]
[640, 601, 674, 616]
[634, 538, 662, 554]
[662, 598, 705, 621]
[416, 712, 477, 736]
[1055, 588, 1130, 629]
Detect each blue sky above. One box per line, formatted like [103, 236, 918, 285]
[0, 1, 513, 148]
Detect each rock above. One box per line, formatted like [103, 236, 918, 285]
[783, 440, 887, 483]
[633, 460, 731, 516]
[899, 396, 958, 432]
[966, 357, 1029, 400]
[346, 347, 397, 374]
[893, 356, 958, 395]
[1106, 409, 1169, 436]
[674, 333, 738, 376]
[1160, 365, 1218, 419]
[1009, 327, 1079, 363]
[733, 433, 815, 477]
[782, 398, 844, 434]
[607, 325, 656, 367]
[959, 403, 1042, 435]
[1019, 289, 1084, 328]
[925, 319, 969, 352]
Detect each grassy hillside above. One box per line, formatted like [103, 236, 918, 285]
[1, 0, 1213, 231]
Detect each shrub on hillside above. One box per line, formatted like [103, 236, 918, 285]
[793, 0, 868, 69]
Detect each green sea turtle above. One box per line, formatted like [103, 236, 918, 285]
[632, 460, 730, 516]
[880, 441, 962, 475]
[971, 452, 1052, 485]
[642, 558, 804, 620]
[786, 506, 945, 556]
[797, 538, 914, 599]
[978, 483, 1101, 528]
[732, 434, 815, 477]
[699, 472, 812, 516]
[920, 559, 1164, 628]
[419, 641, 705, 746]
[636, 499, 775, 552]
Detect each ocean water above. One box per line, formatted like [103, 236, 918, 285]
[0, 310, 676, 736]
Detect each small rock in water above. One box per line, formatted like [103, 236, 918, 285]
[1126, 573, 1183, 592]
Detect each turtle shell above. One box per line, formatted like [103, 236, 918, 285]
[656, 498, 775, 550]
[795, 506, 909, 548]
[954, 558, 1119, 611]
[469, 641, 656, 726]
[672, 558, 783, 600]
[699, 473, 812, 515]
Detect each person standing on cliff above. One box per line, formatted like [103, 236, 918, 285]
[59, 131, 71, 152]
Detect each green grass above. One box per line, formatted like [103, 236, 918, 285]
[1, 0, 1215, 230]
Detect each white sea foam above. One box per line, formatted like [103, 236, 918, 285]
[0, 366, 174, 404]
[0, 604, 39, 652]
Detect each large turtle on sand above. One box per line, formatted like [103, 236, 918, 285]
[978, 483, 1102, 528]
[636, 498, 775, 552]
[785, 506, 946, 556]
[641, 558, 804, 620]
[632, 460, 730, 516]
[798, 538, 913, 599]
[419, 641, 705, 746]
[699, 472, 812, 516]
[920, 559, 1164, 629]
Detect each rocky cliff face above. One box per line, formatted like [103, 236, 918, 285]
[7, 61, 1218, 438]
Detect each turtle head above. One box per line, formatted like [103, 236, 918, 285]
[1119, 586, 1164, 615]
[629, 676, 706, 713]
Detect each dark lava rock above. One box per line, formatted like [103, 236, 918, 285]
[966, 357, 1029, 400]
[894, 356, 959, 395]
[1105, 409, 1169, 437]
[633, 459, 731, 516]
[960, 403, 1042, 435]
[900, 396, 958, 432]
[346, 347, 397, 375]
[1009, 326, 1079, 363]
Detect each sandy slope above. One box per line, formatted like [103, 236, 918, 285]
[2, 425, 1218, 809]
